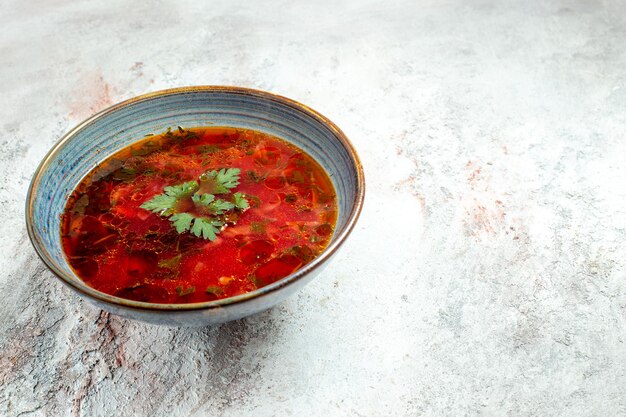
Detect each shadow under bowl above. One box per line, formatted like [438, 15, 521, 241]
[26, 86, 365, 326]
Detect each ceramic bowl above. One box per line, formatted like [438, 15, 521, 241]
[26, 86, 364, 326]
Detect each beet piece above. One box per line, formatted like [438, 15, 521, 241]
[240, 240, 275, 265]
[126, 250, 158, 276]
[254, 255, 302, 284]
[264, 176, 286, 190]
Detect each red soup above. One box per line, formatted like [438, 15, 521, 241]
[61, 127, 337, 303]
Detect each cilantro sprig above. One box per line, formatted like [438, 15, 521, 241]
[141, 180, 199, 216]
[140, 168, 249, 240]
[198, 167, 241, 194]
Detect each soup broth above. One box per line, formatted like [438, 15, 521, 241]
[61, 127, 337, 304]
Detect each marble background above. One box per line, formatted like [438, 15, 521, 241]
[1, 0, 624, 416]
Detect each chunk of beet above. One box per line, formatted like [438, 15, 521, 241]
[254, 255, 302, 284]
[240, 240, 275, 265]
[126, 250, 158, 276]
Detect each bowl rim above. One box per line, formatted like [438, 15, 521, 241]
[25, 86, 365, 312]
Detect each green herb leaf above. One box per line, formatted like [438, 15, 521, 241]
[140, 194, 178, 215]
[176, 285, 195, 296]
[205, 286, 225, 296]
[112, 167, 138, 182]
[198, 145, 221, 154]
[288, 245, 314, 262]
[158, 253, 182, 270]
[174, 126, 199, 141]
[192, 193, 215, 206]
[193, 193, 235, 215]
[191, 217, 223, 240]
[250, 221, 266, 233]
[290, 171, 305, 184]
[170, 212, 194, 233]
[164, 180, 199, 198]
[246, 194, 262, 208]
[246, 170, 266, 183]
[200, 168, 241, 194]
[216, 168, 240, 189]
[233, 192, 249, 210]
[207, 198, 235, 215]
[140, 159, 249, 241]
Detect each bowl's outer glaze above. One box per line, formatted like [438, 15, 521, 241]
[26, 86, 364, 326]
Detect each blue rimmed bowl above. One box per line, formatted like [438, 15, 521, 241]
[26, 86, 365, 326]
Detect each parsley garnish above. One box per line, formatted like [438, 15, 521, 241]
[170, 213, 194, 233]
[191, 217, 223, 240]
[233, 192, 249, 210]
[205, 286, 225, 296]
[141, 194, 178, 216]
[163, 126, 199, 142]
[208, 199, 235, 214]
[199, 168, 241, 194]
[158, 254, 182, 270]
[164, 180, 199, 198]
[140, 168, 249, 240]
[246, 170, 266, 183]
[141, 180, 199, 216]
[176, 285, 195, 296]
[250, 221, 268, 233]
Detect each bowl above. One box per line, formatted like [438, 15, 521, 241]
[26, 86, 364, 326]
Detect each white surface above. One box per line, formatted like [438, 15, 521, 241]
[1, 1, 625, 416]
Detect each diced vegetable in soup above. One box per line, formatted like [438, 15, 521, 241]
[61, 127, 337, 303]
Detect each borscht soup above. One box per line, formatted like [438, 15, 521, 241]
[61, 127, 337, 304]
